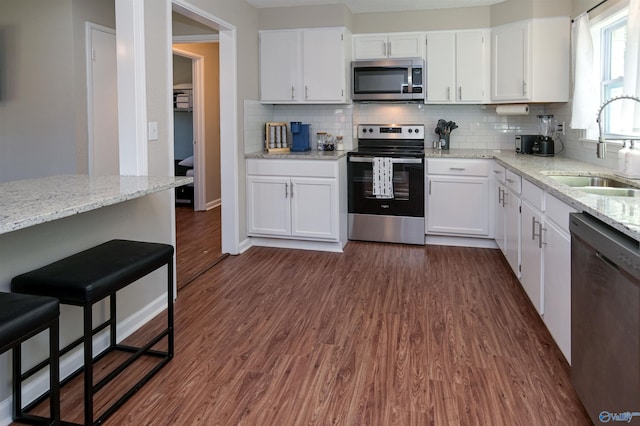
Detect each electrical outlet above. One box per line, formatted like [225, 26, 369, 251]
[557, 121, 566, 135]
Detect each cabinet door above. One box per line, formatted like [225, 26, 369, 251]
[290, 178, 338, 240]
[456, 30, 487, 102]
[260, 31, 301, 102]
[426, 32, 456, 103]
[491, 21, 530, 101]
[247, 176, 291, 237]
[543, 219, 572, 363]
[520, 201, 543, 314]
[303, 29, 346, 102]
[387, 33, 424, 58]
[353, 34, 388, 59]
[494, 182, 506, 253]
[427, 176, 490, 236]
[504, 188, 521, 277]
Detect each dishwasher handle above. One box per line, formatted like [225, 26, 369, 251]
[569, 213, 640, 280]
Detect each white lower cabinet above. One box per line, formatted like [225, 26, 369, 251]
[504, 186, 521, 277]
[426, 159, 491, 237]
[520, 180, 544, 314]
[247, 159, 342, 242]
[503, 177, 575, 364]
[541, 194, 576, 363]
[493, 164, 506, 252]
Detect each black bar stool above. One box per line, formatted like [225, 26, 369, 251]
[0, 292, 60, 425]
[11, 239, 174, 426]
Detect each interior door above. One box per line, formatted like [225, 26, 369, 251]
[88, 25, 119, 176]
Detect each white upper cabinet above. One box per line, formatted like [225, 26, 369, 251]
[353, 33, 425, 60]
[491, 17, 570, 103]
[426, 29, 489, 103]
[259, 30, 301, 103]
[259, 28, 351, 104]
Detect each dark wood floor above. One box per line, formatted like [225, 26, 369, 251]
[26, 241, 590, 425]
[175, 205, 223, 290]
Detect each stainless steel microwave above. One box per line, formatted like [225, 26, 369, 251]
[351, 58, 425, 102]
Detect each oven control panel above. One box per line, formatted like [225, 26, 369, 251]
[358, 124, 425, 140]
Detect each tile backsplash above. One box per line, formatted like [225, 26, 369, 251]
[245, 100, 560, 153]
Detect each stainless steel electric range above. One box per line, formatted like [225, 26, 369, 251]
[347, 124, 425, 245]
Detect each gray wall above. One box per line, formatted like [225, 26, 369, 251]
[0, 0, 115, 182]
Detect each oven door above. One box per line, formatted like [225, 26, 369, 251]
[348, 156, 424, 217]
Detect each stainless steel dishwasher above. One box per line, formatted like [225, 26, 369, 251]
[570, 212, 640, 424]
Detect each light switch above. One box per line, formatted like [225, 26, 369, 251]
[148, 121, 158, 141]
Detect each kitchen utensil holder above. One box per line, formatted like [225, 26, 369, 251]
[265, 122, 290, 153]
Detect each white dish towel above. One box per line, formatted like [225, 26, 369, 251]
[373, 157, 394, 199]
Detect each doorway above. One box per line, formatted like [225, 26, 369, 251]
[171, 10, 226, 289]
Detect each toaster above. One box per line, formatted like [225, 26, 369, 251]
[515, 134, 538, 154]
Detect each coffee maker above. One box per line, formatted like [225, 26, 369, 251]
[532, 114, 556, 157]
[290, 122, 311, 152]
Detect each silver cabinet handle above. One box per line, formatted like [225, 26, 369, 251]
[285, 182, 288, 198]
[523, 81, 528, 97]
[539, 223, 547, 249]
[459, 86, 462, 100]
[429, 180, 432, 195]
[383, 41, 387, 57]
[447, 87, 451, 101]
[532, 217, 539, 241]
[502, 189, 508, 207]
[305, 86, 309, 100]
[449, 167, 466, 171]
[498, 187, 504, 205]
[388, 41, 392, 56]
[291, 86, 295, 100]
[291, 182, 294, 198]
[493, 169, 502, 174]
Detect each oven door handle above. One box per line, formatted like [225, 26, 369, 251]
[348, 157, 423, 164]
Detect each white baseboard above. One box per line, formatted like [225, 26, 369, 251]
[425, 234, 498, 249]
[0, 292, 168, 425]
[249, 237, 344, 253]
[238, 237, 253, 254]
[206, 198, 221, 210]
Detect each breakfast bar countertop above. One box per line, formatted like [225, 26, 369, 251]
[0, 175, 193, 235]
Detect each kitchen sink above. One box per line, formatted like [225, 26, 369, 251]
[578, 187, 640, 197]
[545, 175, 632, 188]
[543, 173, 640, 197]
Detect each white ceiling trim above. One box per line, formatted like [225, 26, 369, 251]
[245, 0, 507, 14]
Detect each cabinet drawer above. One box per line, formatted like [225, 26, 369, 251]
[522, 179, 544, 211]
[505, 169, 522, 194]
[491, 163, 506, 184]
[247, 159, 338, 178]
[545, 193, 577, 232]
[427, 159, 490, 176]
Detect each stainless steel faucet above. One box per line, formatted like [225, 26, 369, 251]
[596, 94, 640, 159]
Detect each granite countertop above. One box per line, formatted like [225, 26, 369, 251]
[426, 148, 640, 242]
[245, 150, 348, 160]
[0, 175, 193, 235]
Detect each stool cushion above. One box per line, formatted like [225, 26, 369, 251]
[0, 292, 59, 351]
[11, 240, 174, 305]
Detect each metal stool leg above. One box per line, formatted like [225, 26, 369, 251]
[12, 343, 22, 420]
[50, 320, 60, 425]
[83, 306, 93, 426]
[167, 261, 174, 358]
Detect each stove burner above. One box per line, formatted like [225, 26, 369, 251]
[352, 124, 425, 158]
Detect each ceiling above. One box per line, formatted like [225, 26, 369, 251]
[245, 0, 507, 14]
